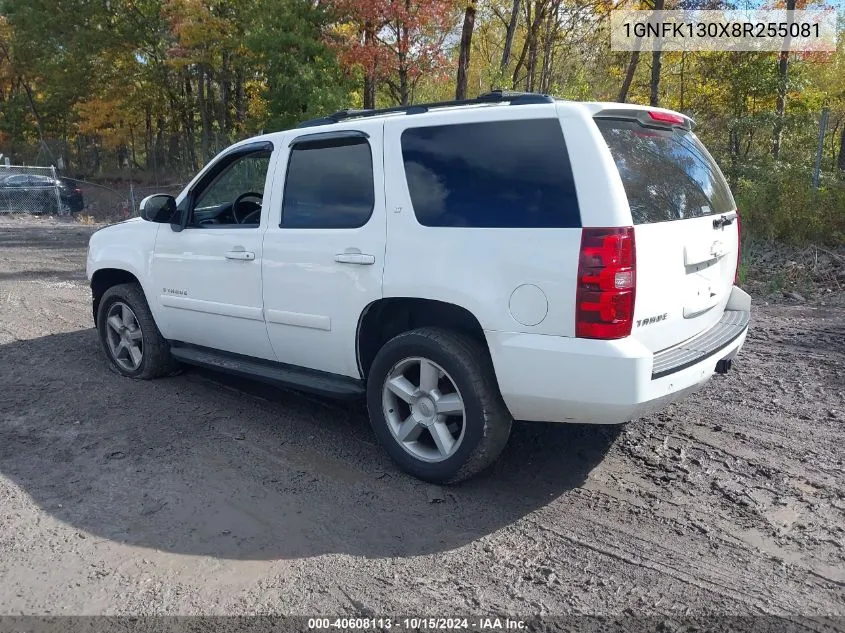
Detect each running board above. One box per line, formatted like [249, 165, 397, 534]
[169, 345, 364, 399]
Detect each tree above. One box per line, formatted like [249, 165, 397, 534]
[500, 0, 522, 74]
[334, 0, 457, 106]
[772, 0, 798, 160]
[248, 0, 351, 129]
[618, 50, 640, 103]
[455, 0, 477, 99]
[617, 0, 650, 102]
[648, 0, 664, 106]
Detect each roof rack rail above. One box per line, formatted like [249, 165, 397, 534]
[296, 90, 554, 128]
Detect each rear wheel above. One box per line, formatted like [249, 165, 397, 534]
[366, 327, 512, 483]
[97, 283, 177, 379]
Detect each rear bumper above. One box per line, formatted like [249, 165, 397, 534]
[486, 288, 750, 424]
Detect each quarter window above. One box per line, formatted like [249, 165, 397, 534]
[400, 119, 581, 228]
[282, 137, 375, 229]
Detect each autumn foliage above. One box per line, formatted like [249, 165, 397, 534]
[0, 0, 841, 195]
[331, 0, 458, 105]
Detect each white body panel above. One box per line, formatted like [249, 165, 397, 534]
[632, 215, 739, 353]
[150, 225, 274, 360]
[487, 325, 747, 423]
[261, 122, 386, 377]
[87, 99, 749, 427]
[382, 105, 583, 336]
[146, 140, 282, 360]
[86, 218, 159, 304]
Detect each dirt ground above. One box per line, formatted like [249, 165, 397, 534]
[0, 218, 843, 620]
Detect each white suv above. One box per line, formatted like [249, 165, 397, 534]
[87, 90, 750, 483]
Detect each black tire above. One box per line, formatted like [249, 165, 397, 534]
[366, 327, 512, 484]
[97, 282, 178, 379]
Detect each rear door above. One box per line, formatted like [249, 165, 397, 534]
[261, 122, 386, 378]
[595, 116, 739, 353]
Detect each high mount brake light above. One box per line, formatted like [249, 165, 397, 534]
[648, 111, 686, 125]
[576, 227, 636, 340]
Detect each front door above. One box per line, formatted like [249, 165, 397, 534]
[150, 142, 278, 361]
[262, 123, 386, 378]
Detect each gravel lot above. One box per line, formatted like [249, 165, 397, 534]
[0, 219, 843, 619]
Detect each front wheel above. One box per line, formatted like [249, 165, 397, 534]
[366, 327, 512, 483]
[97, 283, 177, 379]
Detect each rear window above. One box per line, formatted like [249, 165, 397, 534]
[400, 119, 581, 228]
[596, 119, 735, 224]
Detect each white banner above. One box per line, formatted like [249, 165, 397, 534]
[610, 10, 838, 52]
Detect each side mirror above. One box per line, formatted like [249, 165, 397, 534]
[139, 194, 177, 223]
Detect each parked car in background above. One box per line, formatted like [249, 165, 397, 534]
[0, 173, 84, 214]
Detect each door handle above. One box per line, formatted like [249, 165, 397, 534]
[334, 253, 375, 265]
[225, 249, 255, 261]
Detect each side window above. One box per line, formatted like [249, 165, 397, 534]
[189, 150, 271, 227]
[281, 137, 374, 229]
[400, 118, 581, 228]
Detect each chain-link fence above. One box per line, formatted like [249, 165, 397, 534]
[0, 165, 66, 215]
[0, 164, 186, 222]
[65, 180, 186, 222]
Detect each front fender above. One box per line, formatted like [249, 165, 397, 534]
[87, 220, 161, 320]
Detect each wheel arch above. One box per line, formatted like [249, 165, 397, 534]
[356, 297, 488, 378]
[90, 268, 142, 326]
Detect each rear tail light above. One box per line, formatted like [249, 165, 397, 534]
[576, 227, 636, 339]
[734, 210, 741, 284]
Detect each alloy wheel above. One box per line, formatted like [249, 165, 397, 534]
[381, 357, 466, 463]
[104, 301, 144, 372]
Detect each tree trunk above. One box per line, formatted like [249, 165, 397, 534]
[398, 66, 409, 105]
[144, 107, 153, 171]
[648, 0, 665, 107]
[455, 1, 477, 100]
[220, 55, 230, 143]
[21, 80, 48, 152]
[197, 66, 211, 163]
[183, 72, 197, 172]
[772, 0, 796, 161]
[512, 0, 545, 90]
[539, 0, 559, 94]
[679, 51, 685, 111]
[167, 88, 181, 172]
[155, 115, 166, 176]
[617, 50, 640, 103]
[728, 127, 740, 188]
[398, 1, 411, 105]
[220, 74, 230, 145]
[526, 18, 539, 91]
[500, 0, 521, 76]
[235, 68, 246, 131]
[129, 125, 138, 170]
[363, 22, 377, 109]
[838, 125, 845, 172]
